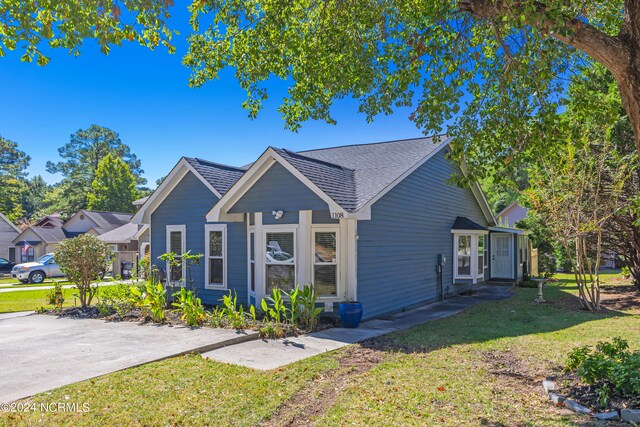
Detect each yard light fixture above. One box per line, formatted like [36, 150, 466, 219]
[73, 294, 78, 307]
[272, 210, 284, 220]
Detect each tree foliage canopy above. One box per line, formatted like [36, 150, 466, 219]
[87, 153, 139, 213]
[4, 1, 640, 183]
[0, 136, 30, 221]
[0, 0, 175, 64]
[181, 0, 640, 181]
[46, 124, 145, 214]
[524, 64, 638, 306]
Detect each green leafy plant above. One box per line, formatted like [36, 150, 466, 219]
[172, 288, 206, 327]
[220, 290, 247, 329]
[565, 337, 640, 407]
[46, 281, 65, 312]
[261, 288, 287, 325]
[159, 250, 203, 291]
[284, 286, 301, 325]
[129, 277, 167, 323]
[297, 284, 323, 331]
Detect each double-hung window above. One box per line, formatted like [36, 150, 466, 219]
[205, 224, 226, 289]
[265, 230, 296, 293]
[313, 230, 338, 296]
[166, 225, 186, 283]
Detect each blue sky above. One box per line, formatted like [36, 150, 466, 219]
[0, 7, 422, 187]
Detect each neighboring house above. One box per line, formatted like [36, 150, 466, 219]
[133, 137, 531, 319]
[12, 210, 133, 263]
[496, 200, 529, 228]
[496, 200, 617, 270]
[97, 223, 150, 277]
[0, 212, 20, 263]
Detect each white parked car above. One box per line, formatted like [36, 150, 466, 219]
[11, 254, 64, 284]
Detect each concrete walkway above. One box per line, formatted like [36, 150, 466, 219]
[0, 280, 133, 293]
[203, 286, 513, 370]
[0, 310, 33, 321]
[0, 315, 258, 402]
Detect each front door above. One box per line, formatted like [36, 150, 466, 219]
[491, 233, 513, 279]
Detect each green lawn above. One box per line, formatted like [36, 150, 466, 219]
[0, 288, 80, 313]
[2, 273, 638, 426]
[0, 282, 121, 313]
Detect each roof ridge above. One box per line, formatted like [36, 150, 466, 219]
[297, 134, 448, 154]
[81, 209, 134, 216]
[185, 157, 245, 172]
[276, 148, 355, 172]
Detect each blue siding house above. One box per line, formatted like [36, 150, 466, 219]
[133, 137, 529, 319]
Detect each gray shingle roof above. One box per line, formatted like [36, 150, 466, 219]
[272, 148, 358, 211]
[294, 136, 448, 211]
[30, 226, 67, 243]
[184, 136, 449, 213]
[451, 216, 487, 231]
[97, 223, 144, 244]
[80, 210, 133, 235]
[35, 215, 64, 228]
[184, 158, 246, 196]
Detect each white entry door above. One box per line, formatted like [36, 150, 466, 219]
[491, 234, 513, 279]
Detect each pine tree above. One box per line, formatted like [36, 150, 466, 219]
[87, 154, 138, 213]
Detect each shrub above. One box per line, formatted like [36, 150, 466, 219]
[137, 253, 151, 280]
[621, 265, 631, 279]
[259, 321, 285, 339]
[55, 234, 111, 307]
[565, 337, 640, 406]
[97, 283, 133, 318]
[172, 288, 206, 327]
[46, 282, 65, 312]
[129, 277, 167, 323]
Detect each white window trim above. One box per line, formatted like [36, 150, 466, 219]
[248, 222, 256, 297]
[452, 230, 488, 283]
[311, 225, 340, 299]
[204, 224, 227, 290]
[264, 225, 297, 293]
[166, 225, 186, 283]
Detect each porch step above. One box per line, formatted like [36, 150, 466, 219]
[486, 280, 517, 287]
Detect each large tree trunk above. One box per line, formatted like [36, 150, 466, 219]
[459, 0, 640, 157]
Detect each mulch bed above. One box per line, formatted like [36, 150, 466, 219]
[557, 374, 640, 413]
[600, 284, 640, 312]
[44, 305, 339, 337]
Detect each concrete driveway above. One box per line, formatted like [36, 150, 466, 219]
[0, 314, 258, 403]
